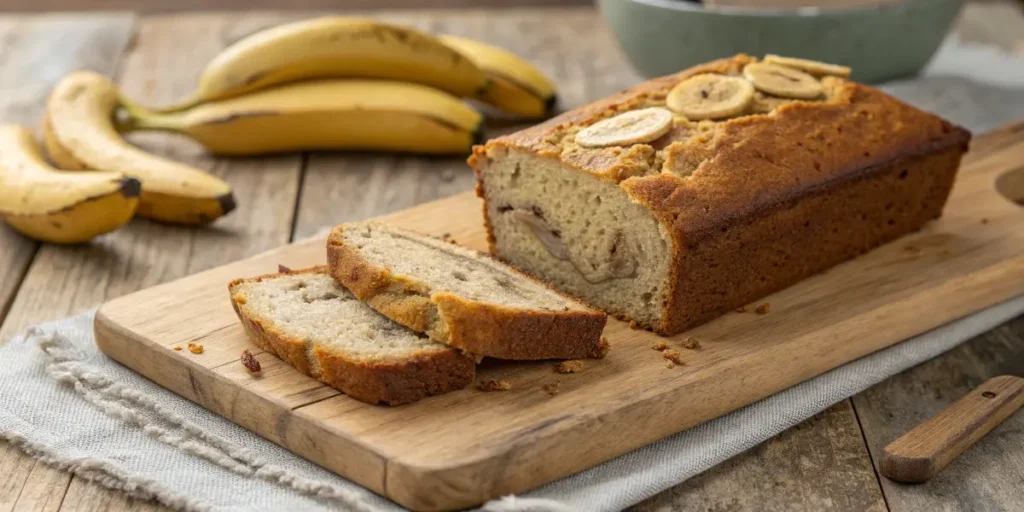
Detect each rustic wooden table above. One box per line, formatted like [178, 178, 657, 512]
[0, 2, 1022, 510]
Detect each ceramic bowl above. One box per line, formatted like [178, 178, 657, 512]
[597, 0, 964, 83]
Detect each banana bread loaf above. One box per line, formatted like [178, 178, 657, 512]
[470, 54, 971, 335]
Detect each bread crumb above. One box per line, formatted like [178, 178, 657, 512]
[682, 337, 701, 350]
[939, 249, 951, 256]
[588, 337, 611, 359]
[665, 360, 675, 369]
[478, 379, 512, 391]
[981, 218, 989, 225]
[662, 349, 684, 365]
[187, 342, 204, 354]
[172, 345, 182, 351]
[629, 320, 639, 330]
[278, 264, 292, 273]
[904, 244, 921, 255]
[555, 360, 584, 373]
[734, 306, 747, 313]
[542, 382, 560, 396]
[241, 350, 261, 374]
[651, 341, 669, 351]
[755, 303, 772, 315]
[440, 232, 458, 245]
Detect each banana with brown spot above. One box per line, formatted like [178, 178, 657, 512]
[119, 79, 484, 156]
[157, 17, 490, 112]
[44, 71, 235, 225]
[0, 125, 140, 244]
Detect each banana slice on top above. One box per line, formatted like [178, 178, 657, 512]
[666, 74, 755, 121]
[575, 107, 673, 148]
[743, 62, 823, 100]
[764, 55, 851, 78]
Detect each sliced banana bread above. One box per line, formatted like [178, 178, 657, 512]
[326, 222, 607, 360]
[470, 54, 970, 335]
[228, 267, 475, 405]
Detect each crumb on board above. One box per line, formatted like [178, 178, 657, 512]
[651, 341, 669, 351]
[440, 232, 458, 244]
[734, 306, 747, 313]
[662, 349, 684, 365]
[278, 264, 292, 273]
[478, 379, 512, 392]
[629, 320, 639, 330]
[241, 350, 261, 374]
[555, 360, 584, 374]
[172, 345, 182, 351]
[682, 337, 701, 350]
[542, 382, 560, 396]
[904, 244, 921, 255]
[187, 342, 204, 354]
[981, 218, 990, 225]
[588, 337, 611, 359]
[665, 360, 675, 369]
[755, 303, 772, 315]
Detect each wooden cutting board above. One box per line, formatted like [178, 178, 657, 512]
[94, 122, 1024, 511]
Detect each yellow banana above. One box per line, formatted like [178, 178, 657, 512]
[121, 79, 484, 156]
[158, 17, 490, 112]
[0, 125, 140, 244]
[439, 35, 557, 119]
[44, 71, 236, 225]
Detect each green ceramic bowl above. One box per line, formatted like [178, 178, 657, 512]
[597, 0, 964, 83]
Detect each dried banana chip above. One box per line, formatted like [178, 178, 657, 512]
[575, 107, 673, 148]
[666, 74, 755, 121]
[764, 55, 851, 78]
[743, 63, 823, 100]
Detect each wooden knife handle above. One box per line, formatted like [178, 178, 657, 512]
[880, 375, 1024, 483]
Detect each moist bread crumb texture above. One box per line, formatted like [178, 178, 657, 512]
[471, 54, 971, 335]
[229, 267, 474, 405]
[327, 222, 607, 360]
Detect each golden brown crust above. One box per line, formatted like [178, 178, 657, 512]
[326, 224, 608, 360]
[228, 267, 475, 406]
[470, 54, 972, 335]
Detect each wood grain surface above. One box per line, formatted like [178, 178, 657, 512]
[94, 121, 1024, 510]
[0, 3, 1022, 511]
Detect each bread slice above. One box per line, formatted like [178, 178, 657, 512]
[228, 267, 475, 406]
[327, 222, 607, 360]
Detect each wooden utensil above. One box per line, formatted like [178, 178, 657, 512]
[880, 375, 1024, 483]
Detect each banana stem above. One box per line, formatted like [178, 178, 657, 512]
[116, 95, 188, 134]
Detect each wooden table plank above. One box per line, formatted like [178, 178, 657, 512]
[0, 13, 138, 512]
[853, 316, 1024, 512]
[632, 401, 887, 512]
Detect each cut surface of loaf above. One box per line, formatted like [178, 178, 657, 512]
[228, 267, 474, 405]
[327, 222, 607, 360]
[471, 54, 971, 335]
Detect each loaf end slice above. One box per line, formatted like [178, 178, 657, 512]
[326, 222, 607, 360]
[228, 266, 475, 406]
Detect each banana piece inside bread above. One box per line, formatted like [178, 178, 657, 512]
[229, 267, 475, 405]
[327, 222, 607, 360]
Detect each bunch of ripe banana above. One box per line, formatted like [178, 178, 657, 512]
[0, 17, 557, 244]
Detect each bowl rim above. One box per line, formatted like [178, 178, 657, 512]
[620, 0, 920, 17]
